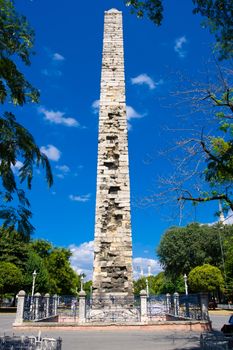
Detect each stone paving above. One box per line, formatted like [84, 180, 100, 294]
[0, 313, 230, 350]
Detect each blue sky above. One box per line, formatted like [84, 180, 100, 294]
[10, 0, 223, 278]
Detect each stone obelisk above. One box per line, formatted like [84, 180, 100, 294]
[92, 9, 133, 302]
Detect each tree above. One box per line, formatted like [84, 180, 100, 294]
[171, 66, 233, 213]
[0, 261, 23, 296]
[0, 229, 81, 295]
[45, 248, 80, 295]
[29, 240, 80, 295]
[22, 250, 51, 294]
[30, 239, 53, 258]
[0, 0, 53, 238]
[125, 0, 233, 60]
[188, 264, 224, 292]
[133, 273, 185, 295]
[157, 223, 224, 279]
[0, 227, 29, 268]
[140, 64, 233, 219]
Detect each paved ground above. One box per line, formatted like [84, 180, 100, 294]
[0, 313, 230, 350]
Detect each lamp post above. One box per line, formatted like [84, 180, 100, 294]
[145, 278, 149, 297]
[184, 273, 188, 295]
[30, 270, 37, 315]
[80, 275, 84, 292]
[31, 270, 37, 298]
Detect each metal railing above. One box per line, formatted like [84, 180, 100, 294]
[86, 295, 140, 323]
[147, 295, 167, 319]
[200, 332, 233, 350]
[178, 294, 203, 320]
[19, 291, 208, 324]
[23, 295, 56, 322]
[57, 296, 79, 322]
[0, 335, 62, 350]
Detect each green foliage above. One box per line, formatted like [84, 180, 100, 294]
[157, 223, 224, 279]
[133, 272, 185, 295]
[0, 228, 81, 296]
[125, 0, 233, 60]
[83, 280, 92, 296]
[188, 264, 224, 292]
[157, 223, 233, 299]
[22, 250, 50, 294]
[30, 239, 53, 258]
[45, 248, 79, 295]
[0, 227, 29, 268]
[125, 0, 163, 25]
[0, 261, 23, 295]
[0, 0, 53, 238]
[192, 0, 233, 60]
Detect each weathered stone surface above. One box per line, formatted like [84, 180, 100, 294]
[92, 9, 133, 304]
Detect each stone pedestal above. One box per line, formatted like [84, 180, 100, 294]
[79, 291, 86, 323]
[14, 290, 26, 325]
[200, 293, 209, 320]
[140, 290, 148, 323]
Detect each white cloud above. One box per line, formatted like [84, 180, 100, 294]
[126, 106, 143, 121]
[69, 194, 91, 202]
[209, 209, 233, 226]
[11, 160, 23, 174]
[55, 165, 70, 179]
[133, 257, 163, 279]
[174, 36, 187, 58]
[131, 74, 156, 90]
[69, 240, 162, 282]
[53, 53, 65, 61]
[38, 107, 79, 127]
[92, 99, 100, 114]
[225, 210, 233, 225]
[69, 241, 94, 280]
[55, 165, 70, 173]
[41, 69, 62, 77]
[91, 100, 143, 130]
[40, 144, 61, 161]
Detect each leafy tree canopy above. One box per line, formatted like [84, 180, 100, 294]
[0, 261, 23, 295]
[0, 227, 29, 269]
[157, 223, 224, 279]
[0, 0, 53, 238]
[0, 228, 80, 296]
[133, 272, 185, 295]
[188, 263, 224, 292]
[44, 247, 79, 295]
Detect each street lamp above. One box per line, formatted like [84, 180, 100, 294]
[31, 270, 37, 297]
[184, 273, 188, 295]
[145, 278, 149, 297]
[80, 275, 84, 292]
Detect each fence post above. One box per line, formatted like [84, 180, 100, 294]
[34, 292, 41, 320]
[174, 292, 179, 317]
[45, 293, 50, 318]
[140, 289, 148, 323]
[79, 290, 86, 323]
[14, 290, 26, 324]
[200, 293, 209, 320]
[166, 293, 171, 313]
[53, 294, 58, 315]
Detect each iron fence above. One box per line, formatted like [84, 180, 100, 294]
[200, 332, 233, 350]
[178, 294, 203, 320]
[147, 295, 167, 319]
[0, 335, 62, 350]
[86, 295, 140, 323]
[23, 296, 55, 322]
[57, 296, 79, 322]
